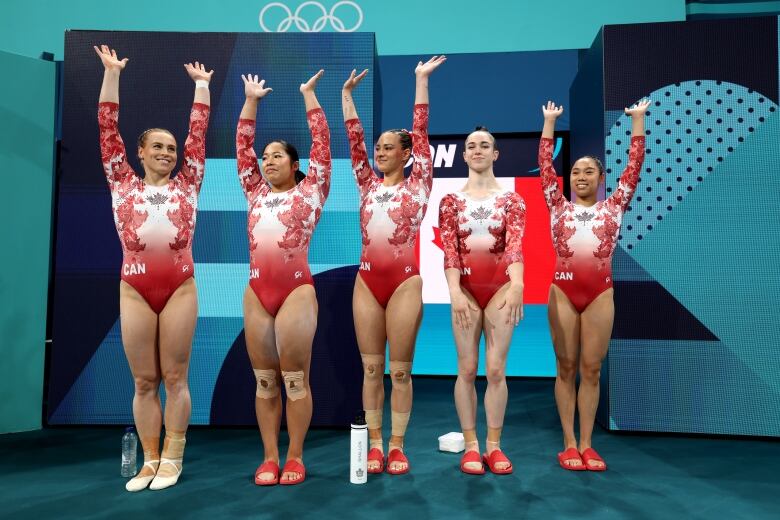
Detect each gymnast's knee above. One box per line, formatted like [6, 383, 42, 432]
[282, 370, 308, 401]
[254, 368, 280, 399]
[390, 360, 412, 388]
[361, 353, 386, 384]
[556, 358, 578, 383]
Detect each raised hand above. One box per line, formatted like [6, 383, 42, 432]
[185, 62, 214, 83]
[415, 55, 447, 78]
[94, 45, 128, 71]
[625, 98, 651, 117]
[300, 69, 324, 94]
[542, 100, 564, 120]
[242, 74, 273, 99]
[343, 68, 368, 92]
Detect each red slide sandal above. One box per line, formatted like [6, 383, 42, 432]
[483, 449, 513, 475]
[580, 448, 607, 471]
[460, 450, 485, 475]
[557, 447, 586, 471]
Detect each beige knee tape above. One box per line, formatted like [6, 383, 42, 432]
[389, 360, 412, 385]
[254, 368, 280, 399]
[365, 408, 383, 430]
[282, 370, 307, 401]
[391, 410, 411, 438]
[361, 353, 386, 379]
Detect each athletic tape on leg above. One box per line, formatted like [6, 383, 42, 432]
[391, 410, 411, 438]
[254, 368, 280, 398]
[361, 353, 386, 379]
[390, 360, 412, 385]
[365, 408, 383, 430]
[282, 370, 307, 401]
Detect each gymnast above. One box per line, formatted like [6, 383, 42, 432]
[538, 99, 649, 471]
[95, 45, 211, 491]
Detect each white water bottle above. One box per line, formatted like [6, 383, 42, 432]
[121, 426, 138, 477]
[350, 411, 368, 484]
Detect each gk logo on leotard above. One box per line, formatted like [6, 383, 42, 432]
[123, 263, 146, 276]
[405, 266, 413, 274]
[259, 1, 363, 32]
[606, 277, 611, 284]
[295, 271, 303, 279]
[182, 265, 189, 273]
[359, 261, 371, 271]
[555, 272, 574, 281]
[250, 268, 260, 279]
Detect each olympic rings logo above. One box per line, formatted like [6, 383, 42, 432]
[259, 1, 364, 32]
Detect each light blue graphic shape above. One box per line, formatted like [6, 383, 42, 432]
[609, 340, 780, 436]
[414, 304, 555, 377]
[627, 110, 780, 434]
[605, 80, 777, 250]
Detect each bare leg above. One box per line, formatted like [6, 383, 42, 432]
[578, 288, 614, 469]
[548, 284, 583, 469]
[275, 284, 318, 483]
[482, 283, 516, 470]
[385, 275, 423, 473]
[451, 288, 483, 472]
[353, 274, 387, 471]
[120, 281, 161, 480]
[156, 278, 197, 479]
[244, 286, 281, 483]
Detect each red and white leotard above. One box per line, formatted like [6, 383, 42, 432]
[438, 190, 526, 309]
[538, 136, 645, 312]
[98, 101, 210, 314]
[236, 108, 331, 316]
[345, 104, 432, 307]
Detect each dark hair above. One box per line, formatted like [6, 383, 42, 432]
[137, 128, 175, 148]
[382, 129, 412, 151]
[577, 155, 605, 175]
[466, 126, 498, 150]
[264, 140, 306, 184]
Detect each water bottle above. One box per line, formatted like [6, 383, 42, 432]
[121, 426, 138, 477]
[350, 411, 368, 484]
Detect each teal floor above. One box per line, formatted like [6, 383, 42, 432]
[1, 378, 778, 519]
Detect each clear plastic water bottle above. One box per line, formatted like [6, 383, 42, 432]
[121, 426, 138, 477]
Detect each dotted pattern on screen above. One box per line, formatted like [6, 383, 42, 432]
[604, 80, 776, 250]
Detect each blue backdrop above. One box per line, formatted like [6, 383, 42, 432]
[49, 31, 579, 425]
[579, 16, 780, 437]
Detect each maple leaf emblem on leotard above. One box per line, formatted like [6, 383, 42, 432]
[470, 206, 491, 222]
[146, 192, 168, 206]
[265, 198, 283, 209]
[575, 211, 595, 223]
[375, 192, 394, 205]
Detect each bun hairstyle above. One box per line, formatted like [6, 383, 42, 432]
[265, 140, 306, 184]
[138, 128, 175, 148]
[383, 129, 412, 151]
[578, 155, 605, 175]
[468, 126, 498, 150]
